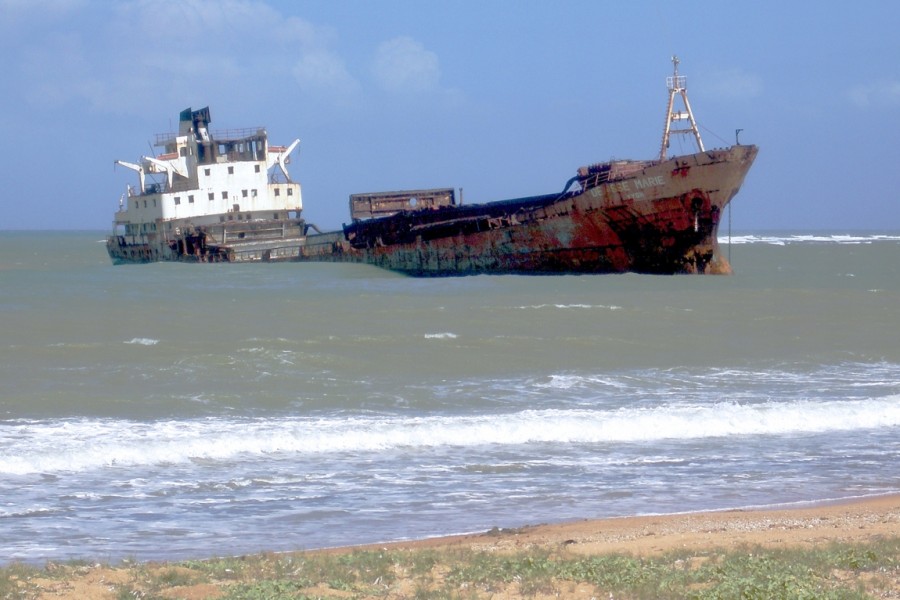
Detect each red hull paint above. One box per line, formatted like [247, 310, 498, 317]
[301, 145, 758, 276]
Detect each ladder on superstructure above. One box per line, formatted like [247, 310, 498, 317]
[660, 56, 704, 160]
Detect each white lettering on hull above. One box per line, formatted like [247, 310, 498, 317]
[634, 175, 665, 190]
[589, 174, 667, 201]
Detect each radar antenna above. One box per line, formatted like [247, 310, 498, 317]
[660, 56, 704, 160]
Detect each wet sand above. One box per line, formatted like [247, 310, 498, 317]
[15, 494, 900, 599]
[369, 493, 900, 557]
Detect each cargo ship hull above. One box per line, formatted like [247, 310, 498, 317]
[107, 59, 758, 275]
[310, 144, 757, 276]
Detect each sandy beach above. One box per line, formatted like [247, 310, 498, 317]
[380, 493, 900, 557]
[10, 494, 899, 599]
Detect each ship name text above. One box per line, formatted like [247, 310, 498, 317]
[634, 175, 666, 190]
[590, 175, 667, 200]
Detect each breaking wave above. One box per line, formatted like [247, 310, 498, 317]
[722, 233, 900, 245]
[3, 396, 898, 475]
[424, 332, 458, 339]
[124, 338, 159, 346]
[516, 303, 622, 310]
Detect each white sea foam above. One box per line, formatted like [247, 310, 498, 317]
[538, 374, 631, 390]
[424, 332, 458, 339]
[124, 338, 159, 346]
[3, 396, 898, 475]
[517, 304, 622, 310]
[0, 506, 58, 518]
[722, 233, 900, 245]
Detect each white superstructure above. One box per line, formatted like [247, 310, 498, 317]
[107, 107, 306, 263]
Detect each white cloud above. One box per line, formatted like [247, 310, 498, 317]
[847, 80, 900, 108]
[114, 0, 281, 43]
[0, 0, 83, 19]
[703, 68, 763, 100]
[292, 51, 360, 97]
[10, 0, 360, 115]
[372, 36, 441, 93]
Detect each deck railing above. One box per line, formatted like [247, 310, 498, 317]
[153, 127, 265, 146]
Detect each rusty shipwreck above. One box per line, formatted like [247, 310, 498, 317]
[108, 57, 757, 274]
[301, 56, 757, 275]
[107, 106, 306, 264]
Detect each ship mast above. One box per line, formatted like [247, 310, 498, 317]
[659, 56, 704, 160]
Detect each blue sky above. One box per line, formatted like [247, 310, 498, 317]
[2, 0, 898, 231]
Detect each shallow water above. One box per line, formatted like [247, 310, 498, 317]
[2, 230, 899, 562]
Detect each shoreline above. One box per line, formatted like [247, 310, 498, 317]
[341, 492, 900, 558]
[10, 492, 900, 564]
[8, 493, 899, 599]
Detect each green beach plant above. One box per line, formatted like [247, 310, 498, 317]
[1, 536, 897, 599]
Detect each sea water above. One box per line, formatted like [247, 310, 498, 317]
[2, 230, 899, 563]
